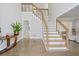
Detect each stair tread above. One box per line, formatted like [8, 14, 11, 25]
[47, 44, 65, 47]
[45, 40, 64, 42]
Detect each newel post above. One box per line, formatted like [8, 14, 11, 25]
[14, 34, 18, 46]
[6, 34, 10, 48]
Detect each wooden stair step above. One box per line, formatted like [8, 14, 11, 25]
[47, 44, 65, 47]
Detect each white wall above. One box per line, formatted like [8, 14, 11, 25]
[0, 3, 22, 40]
[52, 3, 78, 18]
[22, 12, 43, 39]
[74, 19, 79, 42]
[48, 3, 78, 31]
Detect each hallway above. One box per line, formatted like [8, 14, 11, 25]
[1, 39, 79, 56]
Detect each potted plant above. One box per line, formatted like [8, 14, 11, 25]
[11, 21, 22, 36]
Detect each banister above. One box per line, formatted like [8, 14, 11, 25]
[0, 34, 18, 54]
[42, 13, 48, 49]
[32, 4, 43, 13]
[33, 9, 48, 10]
[57, 19, 69, 48]
[57, 20, 68, 31]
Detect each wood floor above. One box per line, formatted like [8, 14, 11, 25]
[1, 38, 79, 56]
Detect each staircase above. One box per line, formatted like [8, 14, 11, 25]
[44, 31, 67, 50]
[22, 3, 69, 51]
[41, 8, 68, 51]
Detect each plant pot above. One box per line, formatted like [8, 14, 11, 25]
[14, 32, 19, 46]
[14, 32, 19, 36]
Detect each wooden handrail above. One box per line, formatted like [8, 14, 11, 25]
[32, 4, 43, 13]
[33, 9, 48, 10]
[57, 20, 68, 31]
[57, 20, 69, 48]
[42, 13, 48, 49]
[33, 8, 48, 15]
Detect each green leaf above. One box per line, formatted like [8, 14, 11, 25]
[11, 21, 22, 32]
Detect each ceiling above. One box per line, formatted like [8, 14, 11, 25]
[58, 5, 79, 18]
